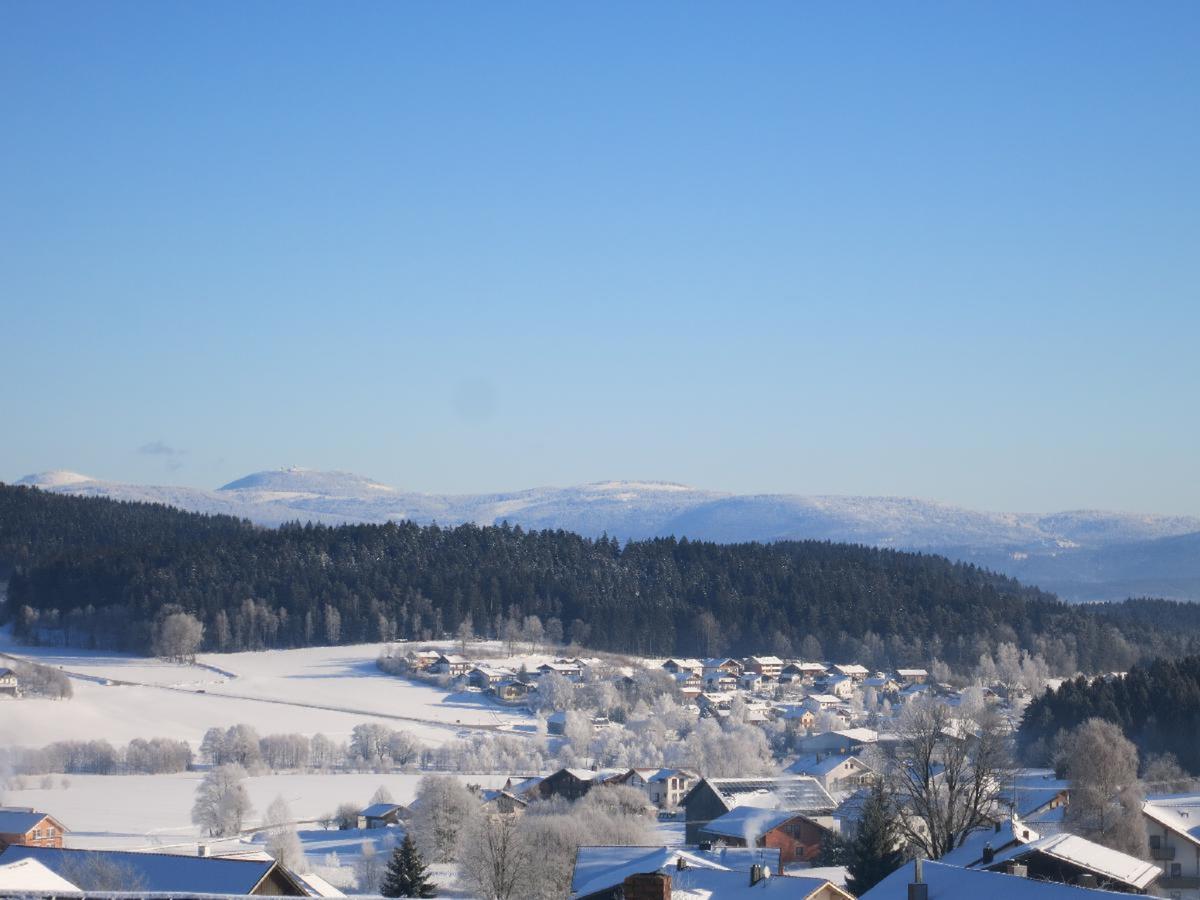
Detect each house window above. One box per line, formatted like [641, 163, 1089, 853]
[1151, 835, 1162, 850]
[1171, 863, 1182, 878]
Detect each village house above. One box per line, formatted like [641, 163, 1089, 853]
[1143, 793, 1200, 898]
[739, 671, 765, 691]
[0, 810, 67, 849]
[832, 663, 870, 681]
[702, 657, 744, 678]
[823, 674, 855, 700]
[787, 754, 876, 796]
[863, 859, 1152, 900]
[357, 802, 406, 829]
[405, 649, 441, 671]
[896, 667, 929, 685]
[538, 660, 583, 679]
[0, 669, 19, 698]
[430, 653, 471, 676]
[797, 728, 878, 756]
[661, 658, 704, 677]
[537, 767, 623, 802]
[613, 768, 698, 809]
[745, 656, 784, 679]
[468, 666, 515, 689]
[980, 832, 1161, 893]
[679, 776, 835, 844]
[570, 845, 785, 895]
[863, 674, 900, 694]
[703, 671, 737, 692]
[803, 694, 843, 714]
[480, 789, 528, 815]
[699, 806, 831, 867]
[0, 846, 310, 896]
[778, 705, 818, 730]
[493, 679, 533, 702]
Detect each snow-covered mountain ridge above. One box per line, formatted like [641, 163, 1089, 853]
[12, 467, 1200, 602]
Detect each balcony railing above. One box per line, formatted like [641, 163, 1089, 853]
[1151, 845, 1177, 860]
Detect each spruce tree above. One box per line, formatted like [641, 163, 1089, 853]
[846, 782, 904, 895]
[381, 834, 437, 898]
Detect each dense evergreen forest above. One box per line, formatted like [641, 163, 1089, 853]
[0, 483, 1193, 668]
[1019, 656, 1200, 774]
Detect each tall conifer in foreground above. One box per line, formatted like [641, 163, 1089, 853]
[846, 781, 905, 895]
[380, 834, 437, 898]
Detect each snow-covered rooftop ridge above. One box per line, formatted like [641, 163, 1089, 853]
[861, 859, 1143, 899]
[992, 833, 1162, 889]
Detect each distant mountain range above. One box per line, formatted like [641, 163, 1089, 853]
[13, 467, 1200, 602]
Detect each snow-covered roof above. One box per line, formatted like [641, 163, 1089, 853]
[700, 806, 805, 841]
[0, 809, 61, 834]
[786, 753, 871, 778]
[670, 868, 849, 899]
[988, 833, 1161, 889]
[896, 668, 929, 677]
[294, 870, 346, 896]
[805, 694, 842, 704]
[702, 776, 835, 814]
[834, 664, 869, 675]
[832, 727, 878, 743]
[664, 658, 704, 669]
[862, 860, 1140, 899]
[570, 845, 782, 897]
[938, 816, 1040, 868]
[0, 668, 15, 679]
[1143, 793, 1200, 846]
[570, 846, 728, 897]
[748, 656, 784, 665]
[0, 846, 293, 895]
[359, 802, 404, 818]
[0, 858, 79, 892]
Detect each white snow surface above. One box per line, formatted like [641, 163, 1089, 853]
[0, 637, 537, 748]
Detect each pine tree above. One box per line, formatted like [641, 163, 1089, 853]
[380, 834, 437, 898]
[846, 782, 904, 895]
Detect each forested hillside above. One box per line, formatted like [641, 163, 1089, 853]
[0, 483, 1191, 668]
[1019, 656, 1200, 773]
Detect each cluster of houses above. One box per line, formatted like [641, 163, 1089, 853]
[404, 648, 601, 703]
[659, 656, 939, 729]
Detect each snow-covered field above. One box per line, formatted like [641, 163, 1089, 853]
[0, 637, 540, 749]
[2, 772, 514, 851]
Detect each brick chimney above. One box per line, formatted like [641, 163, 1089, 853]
[623, 872, 671, 900]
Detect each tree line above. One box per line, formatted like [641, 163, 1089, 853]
[2, 483, 1195, 669]
[1019, 654, 1200, 775]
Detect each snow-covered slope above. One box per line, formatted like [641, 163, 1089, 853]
[10, 467, 1200, 601]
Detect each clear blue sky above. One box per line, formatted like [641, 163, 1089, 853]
[2, 2, 1197, 513]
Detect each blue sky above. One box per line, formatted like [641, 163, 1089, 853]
[2, 2, 1197, 513]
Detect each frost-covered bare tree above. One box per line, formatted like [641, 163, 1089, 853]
[459, 812, 531, 900]
[191, 764, 254, 837]
[264, 795, 305, 871]
[884, 701, 1010, 859]
[1063, 718, 1146, 856]
[152, 612, 205, 663]
[355, 841, 384, 893]
[532, 671, 575, 713]
[410, 775, 479, 864]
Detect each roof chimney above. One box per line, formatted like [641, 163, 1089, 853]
[982, 843, 995, 865]
[750, 864, 766, 887]
[197, 845, 211, 857]
[676, 856, 687, 871]
[622, 872, 671, 900]
[908, 859, 928, 900]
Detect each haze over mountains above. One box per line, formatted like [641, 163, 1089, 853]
[14, 467, 1200, 603]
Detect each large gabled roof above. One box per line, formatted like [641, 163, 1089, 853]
[0, 845, 302, 895]
[987, 833, 1161, 890]
[687, 776, 835, 814]
[570, 845, 782, 897]
[862, 860, 1143, 899]
[1143, 792, 1200, 846]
